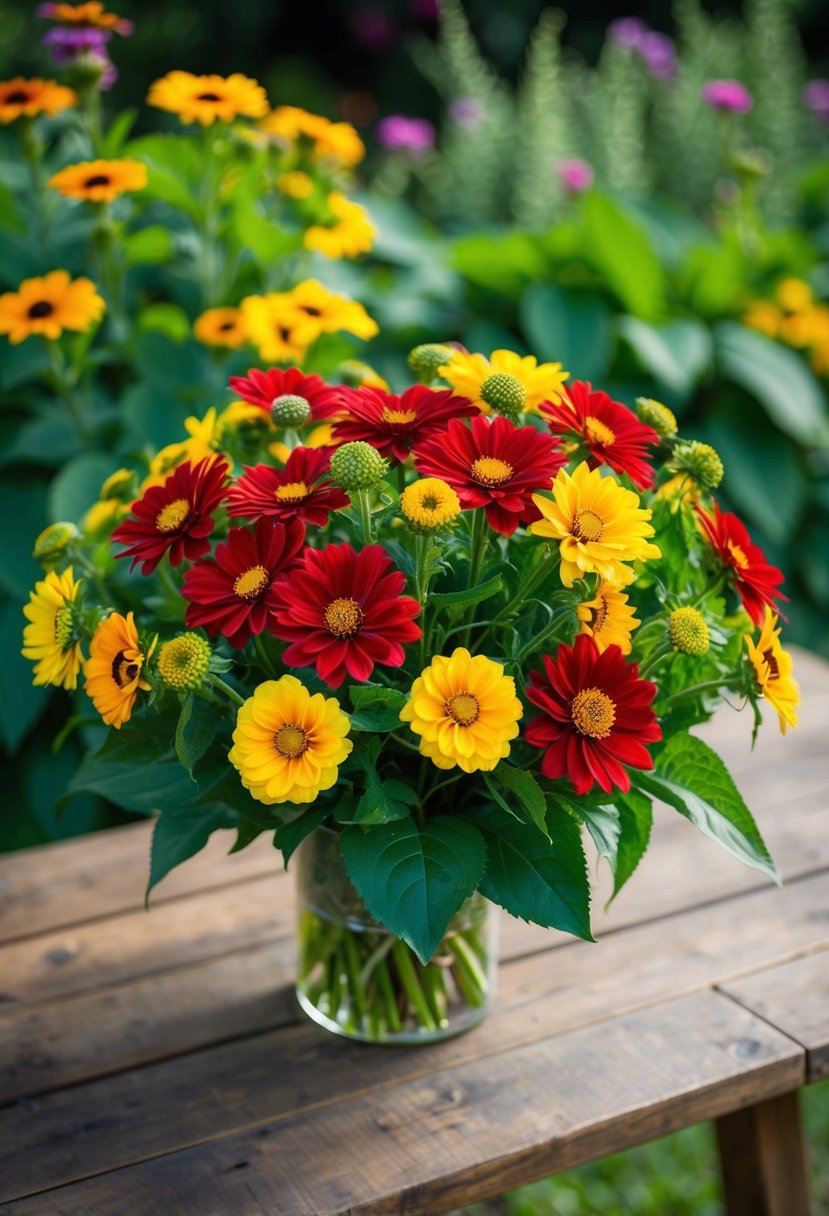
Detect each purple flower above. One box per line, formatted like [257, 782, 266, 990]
[639, 31, 677, 80]
[702, 79, 753, 115]
[804, 79, 829, 123]
[41, 26, 117, 89]
[608, 17, 648, 49]
[376, 115, 435, 152]
[556, 158, 594, 196]
[449, 96, 483, 129]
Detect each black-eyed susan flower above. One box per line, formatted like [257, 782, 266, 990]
[669, 607, 710, 656]
[696, 501, 786, 627]
[0, 271, 104, 344]
[277, 170, 314, 199]
[289, 280, 378, 343]
[240, 294, 312, 365]
[542, 380, 659, 491]
[193, 307, 249, 349]
[229, 675, 353, 805]
[400, 478, 461, 533]
[532, 461, 660, 588]
[84, 611, 156, 728]
[0, 77, 76, 123]
[744, 608, 799, 734]
[157, 633, 212, 692]
[439, 348, 570, 417]
[260, 106, 365, 166]
[303, 193, 375, 260]
[38, 3, 133, 35]
[577, 583, 640, 655]
[48, 157, 147, 202]
[147, 71, 268, 126]
[21, 566, 84, 690]
[399, 647, 522, 773]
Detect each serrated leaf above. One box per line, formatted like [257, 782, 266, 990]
[274, 803, 330, 867]
[612, 791, 653, 902]
[174, 693, 215, 779]
[230, 816, 267, 854]
[484, 765, 548, 838]
[344, 769, 416, 826]
[340, 816, 487, 963]
[348, 684, 407, 732]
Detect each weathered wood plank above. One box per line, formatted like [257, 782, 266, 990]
[717, 1091, 813, 1216]
[0, 991, 804, 1215]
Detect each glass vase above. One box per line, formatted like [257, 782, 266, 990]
[294, 826, 498, 1044]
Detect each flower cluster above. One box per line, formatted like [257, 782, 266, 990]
[744, 278, 829, 377]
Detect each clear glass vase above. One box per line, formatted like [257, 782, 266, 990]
[294, 826, 498, 1044]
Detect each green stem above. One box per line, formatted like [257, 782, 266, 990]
[208, 674, 245, 708]
[660, 678, 735, 709]
[390, 731, 422, 754]
[155, 558, 181, 603]
[342, 931, 367, 1025]
[448, 935, 487, 1008]
[391, 941, 437, 1031]
[515, 607, 572, 666]
[638, 638, 673, 680]
[356, 489, 373, 544]
[45, 342, 90, 442]
[253, 632, 279, 679]
[395, 463, 406, 496]
[18, 119, 49, 243]
[477, 548, 552, 650]
[374, 958, 403, 1032]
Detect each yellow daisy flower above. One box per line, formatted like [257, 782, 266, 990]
[577, 583, 640, 654]
[84, 611, 156, 728]
[193, 306, 248, 349]
[400, 647, 523, 773]
[303, 193, 375, 260]
[744, 608, 799, 734]
[229, 675, 352, 805]
[337, 360, 390, 391]
[83, 497, 129, 538]
[48, 158, 147, 203]
[21, 567, 84, 690]
[400, 478, 461, 532]
[147, 71, 268, 127]
[289, 279, 379, 343]
[0, 78, 76, 124]
[277, 170, 314, 199]
[134, 411, 221, 498]
[776, 277, 813, 314]
[531, 461, 660, 588]
[439, 348, 570, 416]
[240, 294, 311, 365]
[260, 106, 365, 166]
[0, 271, 105, 345]
[743, 300, 782, 340]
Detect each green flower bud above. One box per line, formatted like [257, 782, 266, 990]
[672, 440, 724, 491]
[669, 607, 710, 656]
[479, 372, 527, 419]
[329, 441, 388, 491]
[157, 633, 212, 692]
[100, 468, 137, 502]
[636, 397, 678, 440]
[271, 394, 312, 428]
[33, 522, 80, 567]
[407, 343, 455, 383]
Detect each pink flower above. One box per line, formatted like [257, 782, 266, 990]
[804, 80, 829, 123]
[376, 115, 435, 152]
[557, 158, 594, 196]
[702, 80, 753, 114]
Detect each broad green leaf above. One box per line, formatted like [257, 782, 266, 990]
[484, 765, 548, 837]
[147, 802, 237, 900]
[706, 409, 804, 546]
[520, 283, 612, 384]
[275, 804, 330, 867]
[48, 453, 115, 524]
[230, 817, 266, 853]
[345, 772, 416, 825]
[348, 684, 408, 732]
[452, 231, 546, 298]
[232, 198, 301, 264]
[100, 106, 138, 157]
[174, 694, 216, 779]
[67, 755, 196, 814]
[613, 791, 653, 901]
[617, 316, 712, 400]
[121, 381, 189, 450]
[124, 225, 174, 267]
[635, 733, 778, 881]
[340, 816, 487, 963]
[581, 193, 664, 322]
[138, 303, 190, 344]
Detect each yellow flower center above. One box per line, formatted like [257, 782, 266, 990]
[111, 650, 141, 689]
[584, 416, 615, 446]
[54, 605, 74, 650]
[274, 724, 309, 758]
[274, 481, 309, 502]
[156, 497, 190, 533]
[727, 540, 749, 569]
[471, 457, 513, 487]
[570, 688, 616, 738]
[573, 508, 604, 542]
[445, 692, 479, 726]
[233, 565, 270, 599]
[324, 597, 363, 638]
[381, 407, 418, 425]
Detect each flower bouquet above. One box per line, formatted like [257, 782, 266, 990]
[23, 341, 798, 1043]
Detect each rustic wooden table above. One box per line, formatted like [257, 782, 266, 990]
[1, 649, 827, 1216]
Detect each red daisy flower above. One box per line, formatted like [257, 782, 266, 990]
[270, 543, 421, 687]
[112, 458, 229, 576]
[332, 385, 478, 463]
[541, 381, 660, 491]
[525, 634, 661, 796]
[696, 501, 787, 627]
[413, 415, 566, 537]
[226, 446, 349, 527]
[228, 366, 345, 422]
[182, 517, 306, 648]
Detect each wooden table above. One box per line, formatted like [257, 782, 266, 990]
[1, 650, 827, 1216]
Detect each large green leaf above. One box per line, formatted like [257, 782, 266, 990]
[612, 791, 653, 902]
[66, 755, 196, 814]
[340, 816, 487, 963]
[484, 764, 548, 838]
[0, 478, 49, 598]
[147, 802, 237, 900]
[429, 573, 503, 615]
[617, 316, 712, 401]
[174, 694, 216, 779]
[520, 283, 612, 384]
[635, 734, 777, 881]
[49, 454, 115, 524]
[581, 193, 665, 322]
[348, 684, 407, 732]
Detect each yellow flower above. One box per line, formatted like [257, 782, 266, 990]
[400, 478, 461, 532]
[193, 306, 248, 349]
[531, 461, 660, 588]
[439, 348, 570, 416]
[744, 608, 799, 734]
[260, 106, 365, 166]
[229, 675, 352, 805]
[776, 277, 813, 313]
[779, 312, 813, 349]
[147, 71, 268, 126]
[0, 271, 104, 345]
[400, 647, 523, 773]
[40, 3, 132, 32]
[577, 583, 640, 654]
[277, 170, 314, 199]
[338, 360, 390, 391]
[289, 279, 379, 342]
[240, 293, 311, 364]
[303, 193, 375, 260]
[269, 422, 333, 465]
[48, 158, 147, 203]
[0, 77, 76, 124]
[21, 567, 84, 690]
[743, 300, 782, 340]
[157, 633, 212, 691]
[84, 611, 156, 729]
[100, 467, 137, 501]
[83, 497, 126, 537]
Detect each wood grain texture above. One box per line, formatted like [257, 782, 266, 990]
[717, 1091, 813, 1216]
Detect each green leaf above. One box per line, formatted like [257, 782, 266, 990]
[48, 453, 115, 524]
[230, 817, 267, 853]
[124, 225, 174, 267]
[340, 816, 487, 963]
[345, 771, 416, 826]
[348, 684, 407, 732]
[452, 231, 546, 298]
[66, 755, 196, 814]
[174, 694, 216, 779]
[484, 764, 548, 838]
[613, 791, 653, 901]
[617, 316, 712, 401]
[520, 284, 612, 384]
[137, 303, 190, 344]
[100, 107, 139, 156]
[581, 193, 665, 322]
[274, 804, 331, 867]
[0, 594, 48, 751]
[147, 802, 237, 900]
[429, 573, 502, 615]
[475, 803, 594, 941]
[232, 198, 301, 264]
[635, 734, 778, 881]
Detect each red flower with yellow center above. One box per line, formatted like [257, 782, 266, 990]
[228, 366, 345, 424]
[525, 635, 661, 795]
[226, 446, 349, 527]
[112, 457, 228, 575]
[271, 543, 421, 687]
[333, 385, 477, 463]
[413, 415, 566, 536]
[542, 381, 660, 491]
[695, 501, 787, 626]
[182, 518, 306, 648]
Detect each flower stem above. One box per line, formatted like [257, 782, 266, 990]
[252, 632, 279, 679]
[208, 674, 245, 707]
[356, 489, 373, 544]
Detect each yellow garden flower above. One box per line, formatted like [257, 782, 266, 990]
[135, 409, 221, 497]
[193, 306, 248, 349]
[400, 478, 461, 532]
[577, 583, 640, 654]
[289, 279, 379, 342]
[776, 277, 813, 313]
[400, 647, 523, 772]
[84, 611, 156, 729]
[277, 170, 314, 199]
[21, 567, 84, 690]
[744, 608, 799, 734]
[240, 294, 311, 364]
[48, 158, 147, 203]
[303, 193, 375, 260]
[439, 348, 570, 416]
[32, 521, 79, 567]
[531, 461, 660, 588]
[0, 78, 76, 124]
[0, 271, 104, 344]
[743, 300, 781, 339]
[83, 497, 126, 537]
[229, 675, 352, 805]
[147, 71, 268, 126]
[100, 467, 137, 501]
[337, 360, 390, 391]
[260, 106, 365, 166]
[39, 2, 132, 33]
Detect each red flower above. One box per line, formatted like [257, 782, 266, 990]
[112, 458, 228, 576]
[333, 385, 477, 463]
[541, 381, 659, 491]
[413, 415, 566, 536]
[696, 502, 787, 627]
[182, 518, 306, 648]
[226, 446, 349, 527]
[525, 635, 661, 795]
[271, 543, 421, 687]
[228, 366, 345, 421]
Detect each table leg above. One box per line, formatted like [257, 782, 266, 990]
[716, 1091, 812, 1216]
